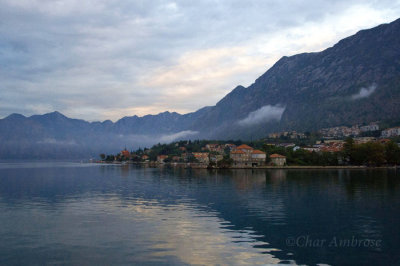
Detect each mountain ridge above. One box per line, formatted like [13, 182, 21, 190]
[2, 18, 400, 158]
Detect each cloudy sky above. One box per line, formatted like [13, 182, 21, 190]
[1, 0, 399, 121]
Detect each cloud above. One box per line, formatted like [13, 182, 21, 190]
[0, 1, 399, 120]
[159, 130, 199, 143]
[238, 105, 285, 126]
[37, 138, 77, 145]
[113, 131, 199, 148]
[351, 84, 377, 100]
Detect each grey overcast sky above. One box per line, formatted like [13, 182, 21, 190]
[1, 0, 400, 121]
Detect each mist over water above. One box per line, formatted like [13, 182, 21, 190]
[0, 163, 399, 265]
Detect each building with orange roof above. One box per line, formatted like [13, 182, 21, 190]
[376, 138, 391, 144]
[192, 152, 209, 164]
[120, 149, 130, 158]
[230, 149, 248, 163]
[251, 150, 266, 165]
[270, 153, 286, 166]
[157, 155, 168, 163]
[234, 144, 254, 159]
[172, 156, 181, 162]
[230, 145, 266, 166]
[179, 146, 186, 152]
[205, 143, 224, 153]
[236, 144, 254, 151]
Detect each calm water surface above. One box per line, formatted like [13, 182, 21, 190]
[0, 162, 399, 265]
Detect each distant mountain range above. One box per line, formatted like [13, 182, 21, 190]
[2, 18, 400, 159]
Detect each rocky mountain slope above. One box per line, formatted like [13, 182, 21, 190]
[190, 17, 400, 139]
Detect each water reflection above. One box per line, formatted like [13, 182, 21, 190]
[0, 164, 282, 265]
[0, 163, 399, 265]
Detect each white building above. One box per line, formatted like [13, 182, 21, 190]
[381, 127, 400, 138]
[360, 124, 379, 132]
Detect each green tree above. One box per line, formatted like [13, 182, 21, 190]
[163, 157, 172, 163]
[356, 142, 385, 166]
[367, 142, 385, 166]
[385, 141, 400, 165]
[218, 155, 233, 168]
[343, 137, 355, 164]
[105, 155, 114, 162]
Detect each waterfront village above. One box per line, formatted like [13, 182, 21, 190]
[99, 122, 400, 168]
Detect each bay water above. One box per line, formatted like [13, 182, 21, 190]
[0, 162, 399, 265]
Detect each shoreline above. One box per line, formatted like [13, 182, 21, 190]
[94, 161, 398, 170]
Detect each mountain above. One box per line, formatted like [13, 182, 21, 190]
[189, 18, 400, 139]
[1, 18, 400, 158]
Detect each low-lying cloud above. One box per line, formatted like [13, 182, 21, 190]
[37, 138, 77, 145]
[118, 131, 199, 146]
[238, 105, 285, 126]
[159, 130, 199, 143]
[351, 84, 377, 100]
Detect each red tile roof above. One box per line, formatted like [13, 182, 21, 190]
[236, 144, 253, 150]
[121, 150, 130, 157]
[252, 149, 266, 154]
[193, 152, 209, 158]
[270, 153, 286, 158]
[231, 150, 246, 154]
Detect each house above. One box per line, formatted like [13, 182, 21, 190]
[324, 139, 345, 144]
[320, 145, 341, 153]
[270, 154, 286, 166]
[354, 137, 376, 144]
[250, 150, 266, 166]
[268, 133, 280, 138]
[381, 127, 400, 138]
[303, 147, 320, 152]
[210, 154, 223, 163]
[377, 138, 391, 144]
[230, 145, 266, 166]
[230, 149, 248, 164]
[277, 143, 296, 148]
[231, 144, 254, 164]
[179, 146, 187, 152]
[142, 154, 149, 161]
[236, 144, 254, 153]
[224, 144, 237, 152]
[320, 126, 360, 138]
[157, 155, 168, 163]
[181, 153, 191, 162]
[120, 149, 130, 158]
[192, 152, 209, 164]
[319, 141, 344, 152]
[206, 144, 223, 153]
[360, 123, 379, 132]
[172, 156, 180, 162]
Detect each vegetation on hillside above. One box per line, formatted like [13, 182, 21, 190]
[100, 137, 400, 167]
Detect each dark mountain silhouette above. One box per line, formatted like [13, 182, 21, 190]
[1, 18, 400, 158]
